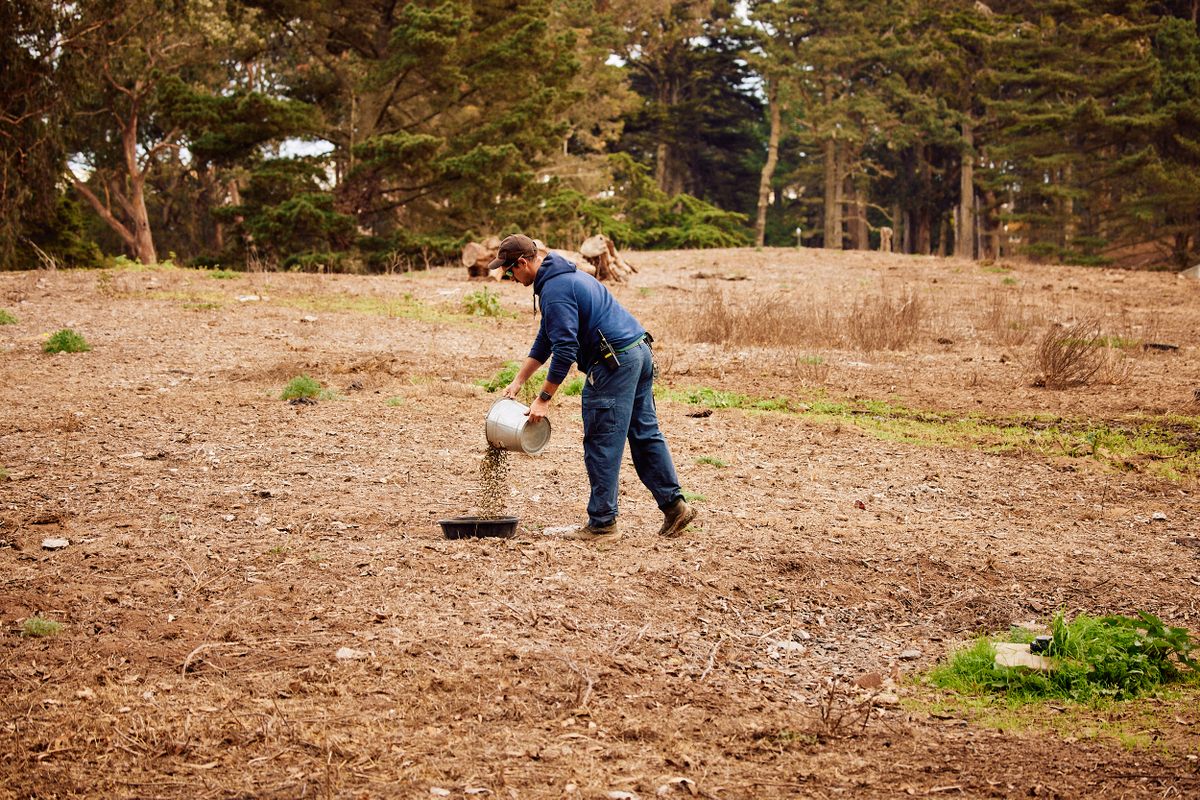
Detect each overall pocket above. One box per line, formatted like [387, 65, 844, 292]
[582, 396, 617, 437]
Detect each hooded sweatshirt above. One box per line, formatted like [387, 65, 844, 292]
[529, 252, 645, 384]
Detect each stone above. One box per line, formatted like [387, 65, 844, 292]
[42, 538, 70, 550]
[899, 649, 922, 661]
[994, 642, 1053, 671]
[334, 647, 369, 661]
[1151, 512, 1168, 522]
[854, 671, 884, 689]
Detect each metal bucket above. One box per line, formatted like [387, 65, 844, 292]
[485, 398, 551, 455]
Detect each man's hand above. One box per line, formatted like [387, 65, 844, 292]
[527, 396, 550, 423]
[502, 380, 522, 400]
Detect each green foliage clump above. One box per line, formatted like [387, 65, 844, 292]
[0, 309, 16, 325]
[695, 456, 727, 467]
[462, 287, 507, 317]
[43, 329, 90, 353]
[929, 612, 1198, 704]
[560, 376, 585, 397]
[22, 617, 63, 637]
[207, 269, 240, 279]
[280, 374, 330, 401]
[477, 361, 548, 405]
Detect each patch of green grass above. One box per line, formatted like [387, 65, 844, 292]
[560, 376, 585, 397]
[657, 384, 1200, 480]
[183, 301, 222, 311]
[280, 374, 337, 401]
[982, 264, 1012, 274]
[22, 617, 63, 637]
[43, 329, 91, 354]
[385, 396, 405, 407]
[108, 254, 177, 271]
[462, 287, 513, 317]
[0, 309, 16, 325]
[0, 466, 8, 480]
[637, 287, 653, 297]
[277, 291, 457, 323]
[682, 490, 707, 503]
[477, 361, 547, 405]
[207, 269, 240, 280]
[695, 456, 727, 467]
[1002, 276, 1018, 286]
[928, 612, 1198, 705]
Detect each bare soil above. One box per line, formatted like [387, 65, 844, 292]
[1, 249, 1198, 799]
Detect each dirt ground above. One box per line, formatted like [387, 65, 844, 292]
[1, 249, 1198, 799]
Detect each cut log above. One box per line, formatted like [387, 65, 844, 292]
[462, 237, 500, 279]
[578, 234, 636, 283]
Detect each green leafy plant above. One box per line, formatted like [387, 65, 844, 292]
[385, 396, 405, 407]
[207, 269, 240, 279]
[929, 612, 1198, 704]
[463, 287, 508, 317]
[477, 361, 548, 404]
[22, 617, 63, 637]
[280, 374, 336, 401]
[696, 456, 727, 467]
[560, 376, 585, 397]
[43, 329, 90, 353]
[0, 309, 16, 325]
[682, 490, 707, 503]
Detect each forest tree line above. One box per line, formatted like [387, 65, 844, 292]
[3, 0, 1200, 272]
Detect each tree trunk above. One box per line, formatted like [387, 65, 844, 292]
[823, 139, 841, 249]
[121, 108, 157, 264]
[754, 79, 781, 248]
[956, 119, 975, 260]
[847, 177, 869, 250]
[916, 147, 932, 254]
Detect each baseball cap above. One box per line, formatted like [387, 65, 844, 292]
[486, 234, 538, 272]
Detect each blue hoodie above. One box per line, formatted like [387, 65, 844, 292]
[529, 252, 646, 384]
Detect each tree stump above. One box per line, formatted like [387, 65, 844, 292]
[461, 236, 501, 279]
[879, 227, 894, 254]
[579, 234, 636, 283]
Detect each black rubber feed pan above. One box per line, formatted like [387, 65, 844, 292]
[439, 516, 519, 539]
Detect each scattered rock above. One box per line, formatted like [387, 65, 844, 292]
[236, 294, 262, 302]
[768, 639, 807, 659]
[994, 642, 1053, 671]
[42, 538, 70, 550]
[854, 671, 884, 689]
[874, 692, 900, 707]
[899, 649, 922, 661]
[1151, 511, 1168, 522]
[430, 788, 451, 797]
[75, 687, 96, 700]
[335, 647, 369, 661]
[300, 315, 318, 323]
[685, 409, 713, 418]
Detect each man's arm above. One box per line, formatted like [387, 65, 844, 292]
[502, 356, 545, 400]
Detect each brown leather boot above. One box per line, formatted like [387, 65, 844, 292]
[562, 521, 621, 544]
[658, 499, 696, 538]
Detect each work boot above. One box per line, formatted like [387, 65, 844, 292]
[658, 498, 696, 538]
[562, 521, 621, 544]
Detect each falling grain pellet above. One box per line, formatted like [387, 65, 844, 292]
[478, 445, 509, 518]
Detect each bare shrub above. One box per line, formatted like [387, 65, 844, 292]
[789, 349, 831, 385]
[666, 286, 839, 348]
[1097, 347, 1134, 386]
[1035, 317, 1104, 388]
[845, 287, 924, 352]
[978, 288, 1043, 346]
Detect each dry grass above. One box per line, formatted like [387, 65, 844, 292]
[845, 287, 924, 352]
[1035, 317, 1105, 388]
[665, 284, 923, 353]
[977, 288, 1045, 346]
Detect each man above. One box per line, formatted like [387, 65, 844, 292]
[490, 233, 696, 543]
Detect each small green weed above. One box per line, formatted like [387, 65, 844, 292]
[22, 617, 63, 637]
[560, 376, 585, 397]
[1002, 277, 1018, 286]
[184, 301, 222, 311]
[638, 287, 653, 297]
[0, 309, 16, 325]
[477, 361, 548, 404]
[929, 611, 1198, 704]
[207, 269, 240, 280]
[385, 396, 405, 407]
[43, 329, 91, 353]
[463, 287, 510, 317]
[281, 375, 337, 401]
[696, 456, 727, 467]
[982, 264, 1013, 274]
[682, 490, 707, 503]
[0, 466, 8, 481]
